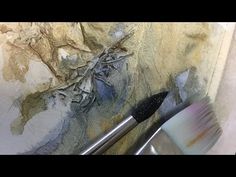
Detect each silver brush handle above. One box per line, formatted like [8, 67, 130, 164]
[80, 115, 138, 155]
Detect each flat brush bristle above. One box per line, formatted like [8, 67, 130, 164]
[161, 97, 222, 154]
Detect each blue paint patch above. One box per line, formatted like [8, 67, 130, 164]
[95, 79, 116, 102]
[113, 59, 125, 72]
[113, 78, 129, 113]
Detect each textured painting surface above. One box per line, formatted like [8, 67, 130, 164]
[0, 23, 225, 154]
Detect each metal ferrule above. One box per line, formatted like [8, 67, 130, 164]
[135, 128, 183, 155]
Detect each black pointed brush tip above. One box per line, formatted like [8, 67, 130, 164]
[132, 91, 169, 123]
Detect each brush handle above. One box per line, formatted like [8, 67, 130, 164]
[80, 115, 138, 155]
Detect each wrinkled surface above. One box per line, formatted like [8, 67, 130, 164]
[0, 23, 225, 154]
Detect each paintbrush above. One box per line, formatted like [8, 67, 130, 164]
[79, 91, 169, 155]
[135, 96, 222, 154]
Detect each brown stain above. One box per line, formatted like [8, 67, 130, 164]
[0, 24, 12, 33]
[187, 126, 212, 147]
[185, 32, 208, 41]
[10, 91, 47, 135]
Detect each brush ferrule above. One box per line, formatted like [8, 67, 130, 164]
[80, 115, 138, 155]
[135, 128, 183, 155]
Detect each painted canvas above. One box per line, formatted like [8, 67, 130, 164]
[0, 23, 230, 154]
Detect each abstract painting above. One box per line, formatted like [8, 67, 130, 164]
[0, 23, 227, 154]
